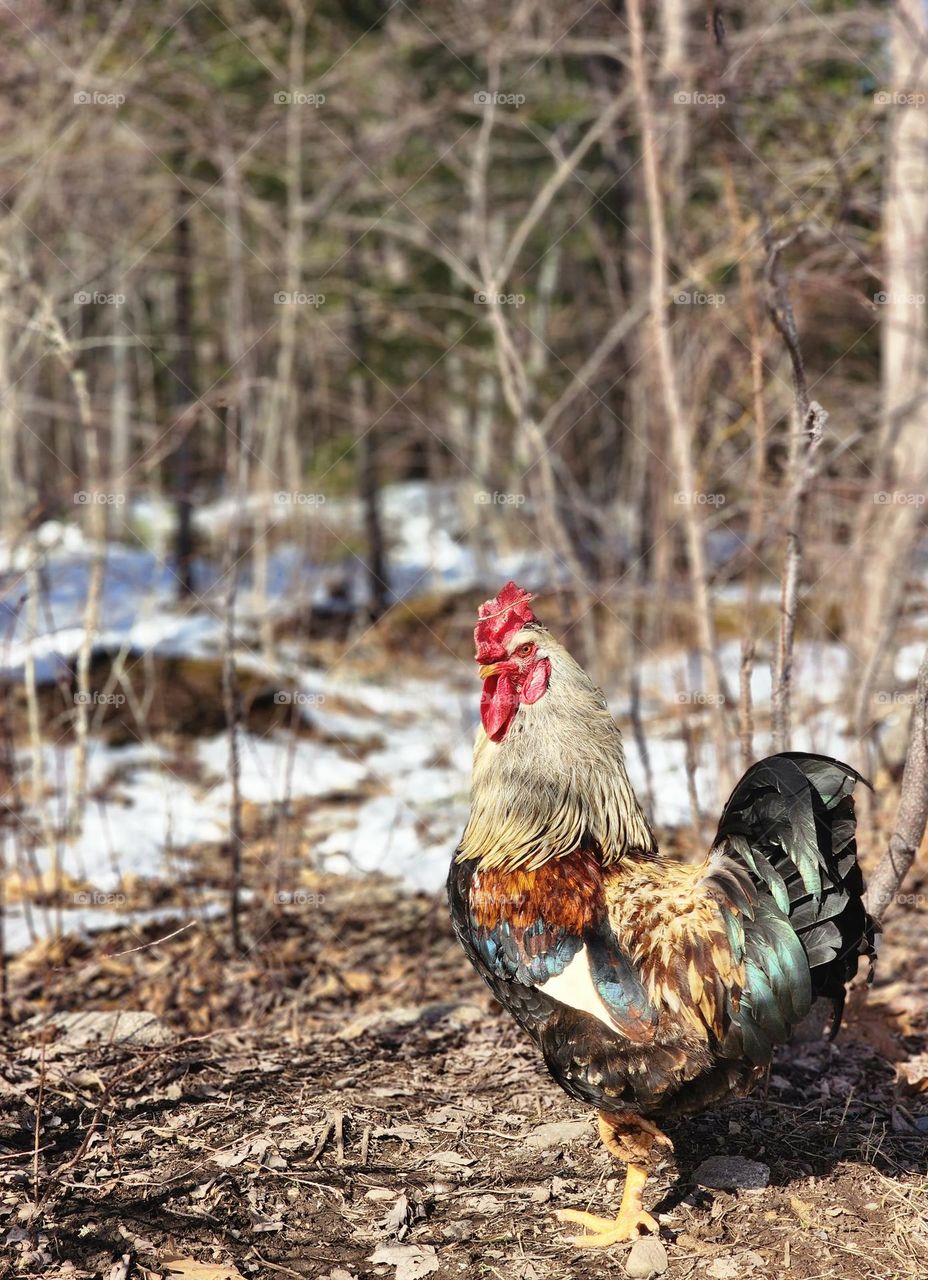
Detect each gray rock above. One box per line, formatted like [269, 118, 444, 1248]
[625, 1238, 668, 1277]
[693, 1155, 770, 1190]
[525, 1119, 589, 1149]
[41, 1010, 173, 1050]
[339, 1002, 481, 1041]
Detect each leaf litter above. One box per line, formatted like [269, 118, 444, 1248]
[0, 867, 924, 1279]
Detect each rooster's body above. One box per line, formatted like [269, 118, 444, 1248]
[448, 583, 876, 1246]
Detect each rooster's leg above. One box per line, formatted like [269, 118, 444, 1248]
[555, 1111, 672, 1248]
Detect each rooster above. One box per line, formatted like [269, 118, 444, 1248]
[448, 582, 876, 1247]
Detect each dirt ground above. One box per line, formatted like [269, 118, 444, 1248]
[0, 868, 926, 1280]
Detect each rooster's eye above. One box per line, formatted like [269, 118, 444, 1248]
[516, 643, 534, 657]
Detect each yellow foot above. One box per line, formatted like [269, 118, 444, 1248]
[555, 1206, 659, 1248]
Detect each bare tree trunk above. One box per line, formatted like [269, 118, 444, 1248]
[349, 283, 388, 622]
[763, 235, 827, 752]
[38, 304, 106, 839]
[68, 362, 105, 834]
[0, 292, 18, 527]
[24, 560, 53, 941]
[217, 134, 263, 645]
[110, 290, 130, 507]
[852, 0, 928, 737]
[626, 0, 731, 802]
[222, 402, 246, 954]
[172, 179, 196, 600]
[660, 0, 690, 227]
[865, 645, 928, 922]
[717, 163, 768, 765]
[222, 558, 244, 955]
[265, 0, 309, 648]
[0, 832, 6, 1023]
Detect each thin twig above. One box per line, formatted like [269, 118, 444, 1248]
[739, 637, 756, 772]
[32, 1034, 46, 1205]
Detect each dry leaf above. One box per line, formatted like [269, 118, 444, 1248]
[369, 1244, 438, 1280]
[896, 1053, 928, 1094]
[424, 1150, 474, 1169]
[162, 1256, 246, 1280]
[789, 1196, 813, 1229]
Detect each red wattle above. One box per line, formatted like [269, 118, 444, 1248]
[480, 672, 519, 741]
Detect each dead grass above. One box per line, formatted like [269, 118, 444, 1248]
[0, 868, 924, 1280]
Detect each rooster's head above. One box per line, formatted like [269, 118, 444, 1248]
[461, 580, 656, 869]
[474, 581, 552, 741]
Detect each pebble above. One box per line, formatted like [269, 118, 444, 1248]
[524, 1119, 589, 1149]
[692, 1155, 770, 1190]
[625, 1238, 668, 1277]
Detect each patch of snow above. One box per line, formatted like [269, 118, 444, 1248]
[67, 763, 229, 888]
[317, 792, 464, 893]
[198, 733, 368, 804]
[3, 486, 921, 951]
[4, 900, 228, 956]
[895, 642, 926, 684]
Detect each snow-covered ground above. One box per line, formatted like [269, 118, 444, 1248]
[0, 483, 920, 953]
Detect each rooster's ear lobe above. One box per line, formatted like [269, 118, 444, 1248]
[521, 657, 551, 704]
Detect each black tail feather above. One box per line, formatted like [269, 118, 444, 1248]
[713, 752, 877, 1036]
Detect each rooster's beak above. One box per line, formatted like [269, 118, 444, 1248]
[478, 663, 501, 679]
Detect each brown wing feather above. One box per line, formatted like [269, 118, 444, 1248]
[603, 857, 752, 1045]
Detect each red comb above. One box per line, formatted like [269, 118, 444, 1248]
[474, 581, 537, 663]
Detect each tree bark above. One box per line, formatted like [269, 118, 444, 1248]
[172, 179, 196, 600]
[626, 0, 731, 803]
[852, 0, 928, 737]
[865, 645, 928, 922]
[349, 279, 389, 623]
